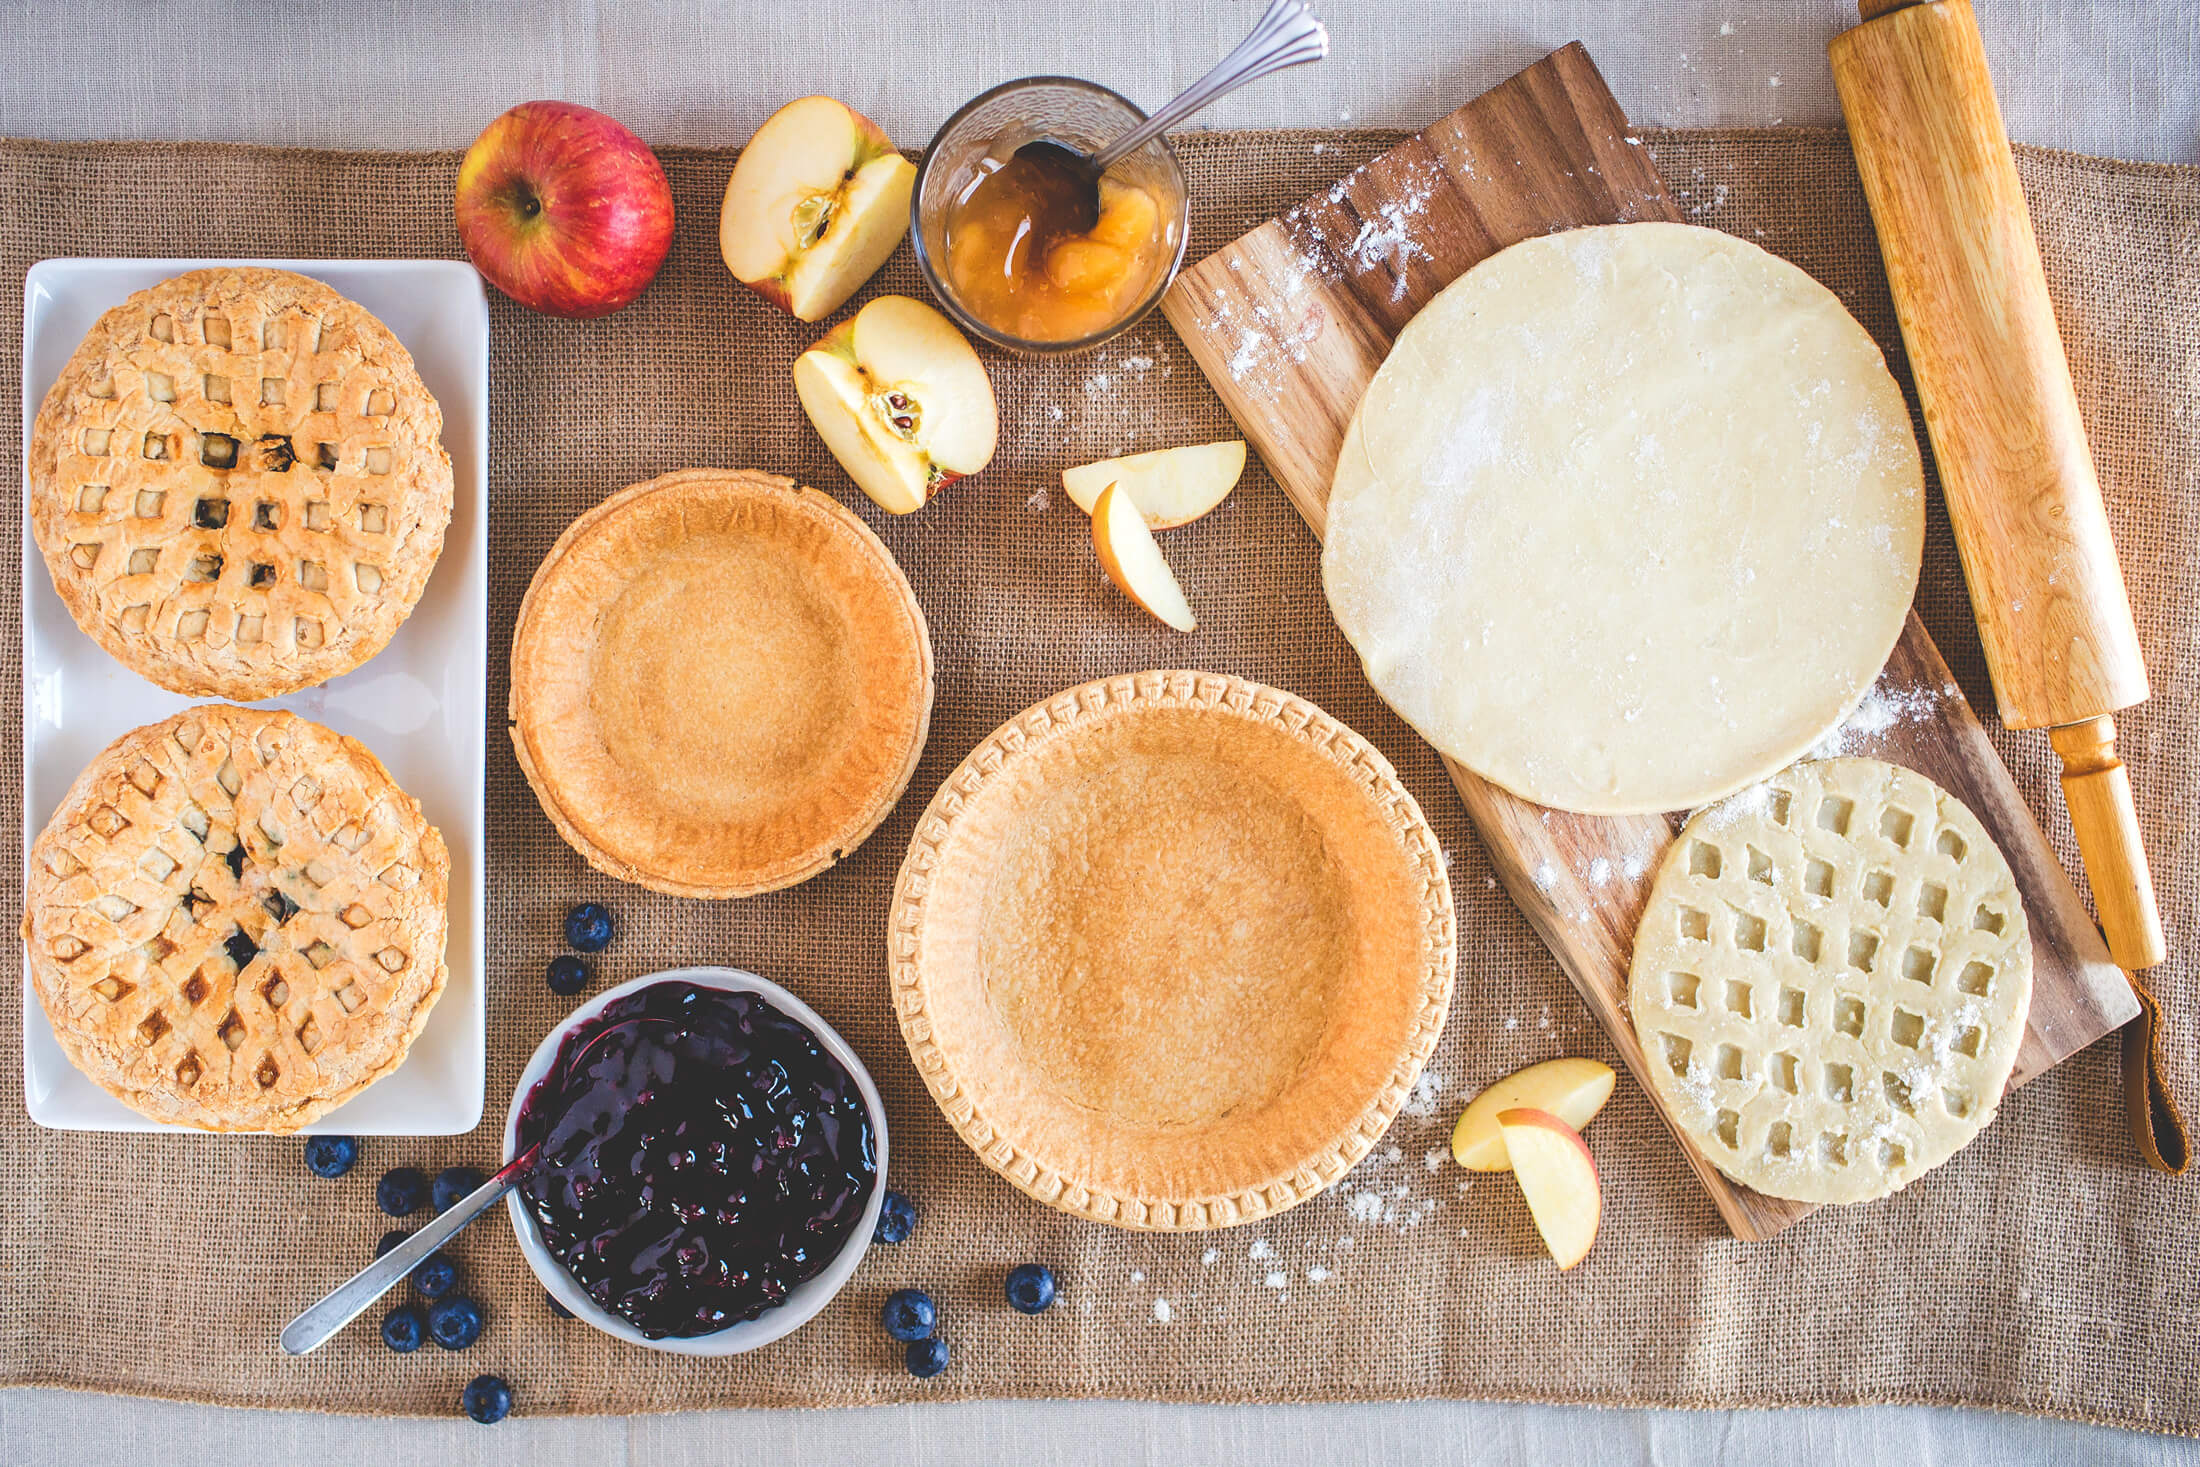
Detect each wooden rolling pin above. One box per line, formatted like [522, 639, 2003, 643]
[1831, 0, 2186, 1172]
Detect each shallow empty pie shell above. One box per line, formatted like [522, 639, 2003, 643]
[889, 670, 1456, 1230]
[511, 468, 932, 898]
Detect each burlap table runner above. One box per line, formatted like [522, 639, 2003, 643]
[1, 127, 2194, 1430]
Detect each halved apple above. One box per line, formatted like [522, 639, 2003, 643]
[1062, 440, 1248, 528]
[793, 295, 999, 514]
[720, 95, 916, 322]
[1092, 482, 1196, 632]
[1451, 1058, 1617, 1172]
[1497, 1107, 1602, 1270]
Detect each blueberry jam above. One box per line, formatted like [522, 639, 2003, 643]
[515, 980, 876, 1339]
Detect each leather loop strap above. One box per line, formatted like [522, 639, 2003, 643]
[2123, 970, 2190, 1173]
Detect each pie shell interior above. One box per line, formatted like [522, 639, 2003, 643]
[890, 670, 1457, 1230]
[510, 467, 934, 898]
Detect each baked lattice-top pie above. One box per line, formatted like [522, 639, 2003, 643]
[29, 268, 454, 701]
[889, 671, 1456, 1230]
[22, 705, 450, 1131]
[1629, 758, 2033, 1205]
[510, 467, 933, 898]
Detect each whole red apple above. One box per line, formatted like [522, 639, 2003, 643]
[455, 100, 674, 318]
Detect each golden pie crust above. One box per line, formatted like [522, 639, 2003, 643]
[510, 468, 934, 898]
[28, 267, 454, 701]
[22, 705, 450, 1131]
[889, 671, 1456, 1230]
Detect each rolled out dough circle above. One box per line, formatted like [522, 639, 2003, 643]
[1321, 221, 1924, 815]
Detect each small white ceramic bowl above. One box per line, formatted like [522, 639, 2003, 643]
[503, 965, 887, 1356]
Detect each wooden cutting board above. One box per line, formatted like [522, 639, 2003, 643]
[1158, 42, 2139, 1240]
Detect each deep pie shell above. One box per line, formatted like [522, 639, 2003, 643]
[888, 670, 1457, 1230]
[509, 467, 935, 898]
[21, 704, 450, 1132]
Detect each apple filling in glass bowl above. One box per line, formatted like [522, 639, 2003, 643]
[942, 156, 1168, 344]
[913, 76, 1189, 355]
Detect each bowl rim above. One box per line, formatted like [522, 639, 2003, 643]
[501, 964, 888, 1356]
[910, 73, 1192, 357]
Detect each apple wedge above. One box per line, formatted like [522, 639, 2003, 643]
[1497, 1108, 1602, 1270]
[721, 95, 916, 322]
[1092, 482, 1196, 632]
[1062, 440, 1248, 528]
[1451, 1058, 1617, 1172]
[794, 295, 999, 514]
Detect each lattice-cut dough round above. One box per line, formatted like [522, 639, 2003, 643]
[29, 267, 454, 701]
[1629, 758, 2032, 1204]
[21, 705, 450, 1132]
[1323, 222, 1924, 814]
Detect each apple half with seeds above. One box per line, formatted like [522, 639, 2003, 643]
[794, 295, 999, 514]
[1062, 439, 1247, 528]
[720, 95, 916, 322]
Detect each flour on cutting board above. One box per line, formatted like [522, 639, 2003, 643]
[1217, 155, 1449, 398]
[1808, 678, 1955, 758]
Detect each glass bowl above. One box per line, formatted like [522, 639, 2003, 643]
[911, 76, 1190, 356]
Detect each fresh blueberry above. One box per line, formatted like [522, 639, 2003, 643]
[380, 1302, 425, 1353]
[1005, 1263, 1056, 1314]
[546, 1291, 575, 1320]
[376, 1229, 411, 1257]
[460, 1374, 512, 1425]
[303, 1135, 359, 1178]
[880, 1288, 936, 1342]
[433, 1166, 487, 1212]
[873, 1189, 917, 1244]
[376, 1166, 429, 1217]
[545, 954, 590, 996]
[904, 1335, 950, 1379]
[427, 1294, 485, 1350]
[564, 902, 614, 953]
[412, 1251, 459, 1301]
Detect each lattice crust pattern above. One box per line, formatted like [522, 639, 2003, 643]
[887, 670, 1458, 1231]
[1629, 757, 2034, 1205]
[28, 267, 454, 701]
[21, 705, 450, 1131]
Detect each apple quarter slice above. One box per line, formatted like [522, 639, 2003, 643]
[1451, 1058, 1617, 1172]
[1092, 482, 1197, 632]
[1497, 1107, 1602, 1270]
[1062, 440, 1248, 527]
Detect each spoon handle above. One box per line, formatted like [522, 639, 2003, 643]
[1091, 0, 1329, 173]
[278, 1145, 536, 1356]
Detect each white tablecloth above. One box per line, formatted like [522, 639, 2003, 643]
[3, 1, 2193, 1461]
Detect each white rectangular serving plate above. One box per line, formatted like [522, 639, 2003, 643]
[20, 257, 488, 1134]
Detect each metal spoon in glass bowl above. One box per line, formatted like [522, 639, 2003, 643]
[1017, 0, 1329, 230]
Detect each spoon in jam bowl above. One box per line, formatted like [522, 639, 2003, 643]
[280, 1135, 544, 1355]
[1015, 0, 1328, 231]
[285, 969, 886, 1358]
[278, 1014, 665, 1356]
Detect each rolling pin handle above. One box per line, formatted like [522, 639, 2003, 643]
[2048, 716, 2167, 971]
